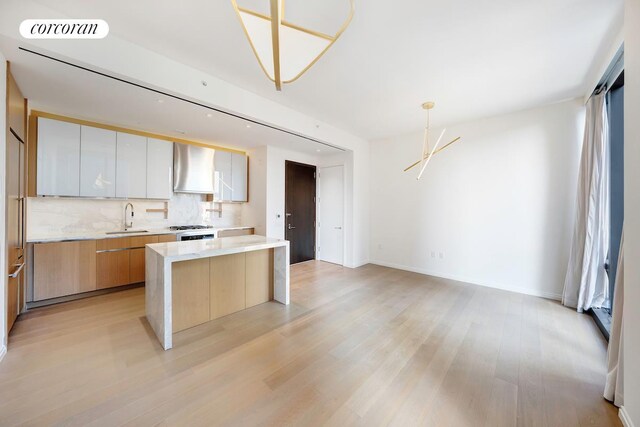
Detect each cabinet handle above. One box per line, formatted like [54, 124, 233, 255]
[334, 227, 342, 230]
[8, 262, 25, 278]
[287, 224, 296, 230]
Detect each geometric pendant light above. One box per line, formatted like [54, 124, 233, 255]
[230, 0, 355, 90]
[404, 102, 462, 180]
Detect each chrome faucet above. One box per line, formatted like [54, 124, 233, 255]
[124, 203, 134, 230]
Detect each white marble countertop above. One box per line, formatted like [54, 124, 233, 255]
[146, 235, 288, 263]
[26, 225, 255, 244]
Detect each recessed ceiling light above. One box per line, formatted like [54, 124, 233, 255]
[246, 124, 251, 128]
[157, 99, 164, 103]
[316, 149, 321, 152]
[173, 129, 186, 135]
[206, 113, 213, 118]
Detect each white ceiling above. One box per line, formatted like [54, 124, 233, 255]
[23, 0, 623, 140]
[0, 36, 344, 156]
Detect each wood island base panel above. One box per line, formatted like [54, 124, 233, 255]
[145, 235, 290, 350]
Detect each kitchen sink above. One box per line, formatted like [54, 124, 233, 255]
[105, 230, 149, 235]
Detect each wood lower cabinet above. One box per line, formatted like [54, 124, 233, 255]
[157, 234, 177, 243]
[33, 240, 97, 301]
[129, 248, 146, 284]
[172, 258, 210, 333]
[217, 228, 254, 238]
[96, 251, 130, 289]
[96, 235, 161, 288]
[210, 253, 246, 319]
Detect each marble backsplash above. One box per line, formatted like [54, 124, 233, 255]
[26, 193, 243, 239]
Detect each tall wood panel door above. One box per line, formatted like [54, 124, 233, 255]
[6, 66, 26, 332]
[285, 161, 316, 264]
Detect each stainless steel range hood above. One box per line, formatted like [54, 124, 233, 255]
[173, 142, 215, 194]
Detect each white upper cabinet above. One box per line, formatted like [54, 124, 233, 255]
[214, 150, 233, 201]
[116, 133, 147, 199]
[37, 118, 81, 197]
[80, 126, 117, 198]
[231, 153, 248, 202]
[213, 150, 248, 202]
[146, 138, 173, 199]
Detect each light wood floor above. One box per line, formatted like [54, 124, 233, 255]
[1, 261, 620, 426]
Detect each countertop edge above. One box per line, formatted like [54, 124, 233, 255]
[26, 226, 256, 244]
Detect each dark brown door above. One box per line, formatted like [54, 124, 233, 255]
[285, 161, 316, 264]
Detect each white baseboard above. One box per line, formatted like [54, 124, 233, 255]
[620, 406, 635, 427]
[369, 259, 563, 301]
[0, 345, 6, 363]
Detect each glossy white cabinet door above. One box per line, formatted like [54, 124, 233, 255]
[146, 138, 173, 199]
[214, 150, 232, 201]
[231, 153, 248, 202]
[80, 126, 117, 197]
[37, 118, 81, 196]
[116, 133, 147, 198]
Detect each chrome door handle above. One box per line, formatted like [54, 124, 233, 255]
[285, 213, 292, 217]
[8, 262, 25, 278]
[288, 224, 296, 230]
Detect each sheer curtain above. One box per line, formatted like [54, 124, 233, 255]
[562, 93, 609, 312]
[604, 231, 624, 406]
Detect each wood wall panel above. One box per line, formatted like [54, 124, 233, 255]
[209, 253, 246, 319]
[172, 258, 210, 332]
[245, 249, 273, 308]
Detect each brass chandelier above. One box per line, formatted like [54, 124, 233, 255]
[231, 0, 355, 90]
[404, 102, 461, 180]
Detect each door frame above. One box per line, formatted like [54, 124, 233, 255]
[317, 165, 345, 266]
[284, 160, 317, 264]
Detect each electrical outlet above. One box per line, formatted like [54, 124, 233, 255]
[430, 251, 436, 258]
[378, 243, 383, 249]
[439, 252, 444, 259]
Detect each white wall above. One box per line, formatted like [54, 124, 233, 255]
[0, 54, 7, 360]
[370, 99, 585, 299]
[623, 0, 640, 425]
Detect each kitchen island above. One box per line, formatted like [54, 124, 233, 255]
[145, 235, 290, 350]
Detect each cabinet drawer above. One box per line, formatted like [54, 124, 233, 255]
[96, 237, 130, 251]
[96, 251, 130, 289]
[130, 235, 159, 248]
[158, 234, 177, 243]
[33, 241, 97, 301]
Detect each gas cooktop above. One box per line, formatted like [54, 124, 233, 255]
[169, 225, 214, 231]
